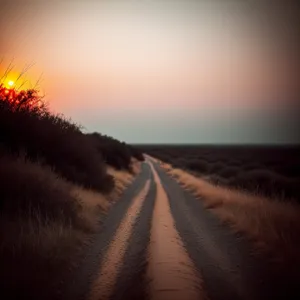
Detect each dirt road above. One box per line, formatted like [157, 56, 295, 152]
[65, 160, 298, 300]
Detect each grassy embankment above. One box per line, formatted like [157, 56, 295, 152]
[155, 158, 300, 282]
[0, 83, 144, 299]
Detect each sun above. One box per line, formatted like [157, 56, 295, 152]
[8, 80, 15, 87]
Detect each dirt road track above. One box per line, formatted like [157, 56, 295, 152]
[65, 160, 299, 300]
[146, 162, 204, 300]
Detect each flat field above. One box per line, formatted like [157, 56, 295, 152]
[139, 145, 300, 202]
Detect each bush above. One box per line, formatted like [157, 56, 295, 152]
[0, 89, 114, 193]
[172, 157, 188, 169]
[227, 159, 241, 167]
[241, 162, 265, 171]
[210, 162, 226, 173]
[230, 169, 300, 200]
[0, 155, 87, 230]
[140, 145, 300, 203]
[87, 133, 143, 171]
[217, 166, 240, 178]
[207, 174, 229, 186]
[272, 163, 300, 178]
[128, 145, 145, 161]
[185, 159, 211, 174]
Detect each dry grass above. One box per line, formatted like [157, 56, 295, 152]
[130, 158, 142, 175]
[160, 163, 300, 274]
[69, 158, 141, 232]
[0, 156, 92, 299]
[71, 161, 139, 230]
[0, 154, 138, 299]
[0, 213, 88, 300]
[72, 186, 110, 231]
[106, 159, 139, 202]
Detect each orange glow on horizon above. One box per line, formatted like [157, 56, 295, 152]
[0, 64, 38, 92]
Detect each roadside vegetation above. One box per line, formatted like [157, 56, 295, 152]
[141, 145, 300, 202]
[0, 81, 144, 299]
[148, 149, 300, 284]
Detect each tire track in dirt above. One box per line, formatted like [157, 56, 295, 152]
[64, 162, 151, 300]
[110, 170, 156, 300]
[146, 162, 206, 300]
[88, 179, 151, 300]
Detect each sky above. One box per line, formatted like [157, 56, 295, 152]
[0, 0, 299, 144]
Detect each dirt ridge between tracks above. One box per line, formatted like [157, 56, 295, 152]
[110, 170, 156, 300]
[146, 162, 206, 300]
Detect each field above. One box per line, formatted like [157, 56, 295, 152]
[139, 145, 300, 203]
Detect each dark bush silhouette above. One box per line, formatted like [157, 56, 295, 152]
[185, 159, 211, 174]
[128, 144, 145, 161]
[140, 144, 300, 203]
[0, 87, 115, 192]
[217, 166, 240, 178]
[87, 133, 144, 171]
[207, 174, 229, 186]
[210, 162, 226, 173]
[172, 157, 188, 169]
[227, 159, 241, 167]
[0, 109, 114, 192]
[241, 163, 265, 171]
[0, 155, 87, 230]
[272, 163, 300, 178]
[229, 169, 300, 200]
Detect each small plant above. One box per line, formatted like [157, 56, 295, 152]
[0, 84, 46, 112]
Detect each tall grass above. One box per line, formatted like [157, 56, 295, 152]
[0, 155, 90, 300]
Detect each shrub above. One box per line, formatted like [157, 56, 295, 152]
[0, 90, 114, 193]
[230, 169, 300, 200]
[0, 155, 88, 230]
[217, 166, 240, 178]
[88, 133, 132, 170]
[272, 163, 300, 178]
[227, 159, 241, 167]
[87, 133, 144, 171]
[241, 163, 265, 171]
[207, 174, 229, 186]
[210, 162, 226, 173]
[185, 159, 211, 174]
[172, 157, 188, 169]
[128, 145, 145, 161]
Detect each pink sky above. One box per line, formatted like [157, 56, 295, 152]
[0, 0, 298, 143]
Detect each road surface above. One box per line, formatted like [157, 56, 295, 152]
[65, 160, 298, 300]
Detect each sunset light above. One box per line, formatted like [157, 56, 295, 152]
[0, 0, 298, 144]
[0, 1, 299, 299]
[8, 80, 14, 87]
